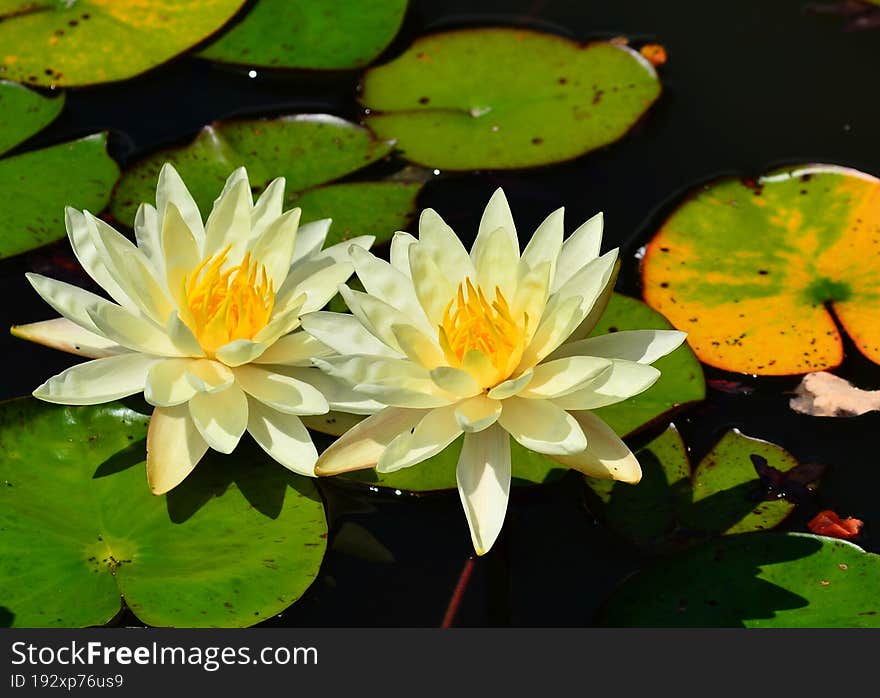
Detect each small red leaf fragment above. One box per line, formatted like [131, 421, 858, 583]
[808, 510, 863, 539]
[640, 44, 668, 67]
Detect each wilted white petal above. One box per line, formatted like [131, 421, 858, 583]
[315, 406, 427, 475]
[549, 410, 641, 483]
[146, 404, 208, 494]
[456, 424, 511, 556]
[34, 354, 156, 405]
[11, 318, 125, 359]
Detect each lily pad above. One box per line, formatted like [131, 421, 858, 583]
[343, 293, 703, 493]
[198, 0, 408, 70]
[0, 132, 119, 260]
[642, 164, 880, 375]
[590, 293, 705, 437]
[587, 427, 801, 551]
[360, 28, 661, 170]
[0, 0, 247, 87]
[0, 399, 327, 628]
[598, 533, 880, 627]
[0, 80, 64, 155]
[110, 115, 422, 245]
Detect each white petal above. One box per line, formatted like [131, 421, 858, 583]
[300, 311, 400, 359]
[291, 218, 331, 263]
[253, 331, 332, 366]
[155, 163, 204, 242]
[161, 201, 202, 312]
[165, 312, 205, 357]
[253, 295, 305, 345]
[377, 404, 462, 473]
[188, 384, 248, 454]
[487, 369, 534, 400]
[26, 272, 115, 336]
[337, 285, 413, 353]
[146, 404, 208, 494]
[408, 242, 458, 327]
[391, 323, 445, 369]
[564, 264, 618, 343]
[87, 303, 182, 356]
[277, 261, 353, 316]
[389, 231, 418, 277]
[549, 410, 641, 483]
[133, 202, 164, 277]
[455, 394, 502, 432]
[551, 360, 661, 410]
[417, 208, 474, 287]
[519, 356, 613, 399]
[430, 366, 482, 398]
[553, 212, 603, 293]
[11, 318, 125, 358]
[521, 207, 563, 281]
[314, 406, 427, 475]
[215, 339, 268, 366]
[145, 358, 198, 406]
[234, 364, 329, 415]
[64, 207, 133, 309]
[472, 226, 519, 302]
[456, 424, 511, 556]
[34, 354, 155, 404]
[250, 177, 286, 237]
[300, 411, 366, 437]
[550, 330, 687, 364]
[475, 188, 519, 255]
[246, 399, 318, 476]
[249, 206, 302, 290]
[497, 396, 587, 455]
[203, 177, 252, 259]
[293, 367, 385, 415]
[185, 359, 234, 393]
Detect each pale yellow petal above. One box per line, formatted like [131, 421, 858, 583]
[553, 212, 603, 293]
[188, 384, 248, 454]
[430, 366, 482, 398]
[234, 364, 329, 415]
[301, 311, 401, 359]
[391, 323, 445, 369]
[246, 398, 317, 476]
[253, 331, 332, 366]
[33, 353, 155, 405]
[377, 404, 462, 473]
[519, 356, 613, 399]
[215, 339, 268, 366]
[11, 318, 124, 358]
[497, 396, 587, 455]
[487, 369, 534, 400]
[550, 330, 687, 365]
[156, 162, 205, 242]
[454, 394, 502, 432]
[551, 360, 661, 410]
[146, 404, 208, 495]
[549, 410, 641, 483]
[145, 358, 198, 407]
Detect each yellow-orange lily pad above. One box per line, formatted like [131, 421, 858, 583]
[642, 164, 880, 375]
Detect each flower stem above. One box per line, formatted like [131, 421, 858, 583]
[441, 556, 476, 628]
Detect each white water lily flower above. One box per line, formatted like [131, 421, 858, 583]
[12, 164, 376, 494]
[307, 190, 686, 555]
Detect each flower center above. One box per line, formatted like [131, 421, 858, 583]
[439, 279, 526, 382]
[184, 245, 274, 354]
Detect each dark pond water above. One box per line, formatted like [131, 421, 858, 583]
[2, 0, 880, 626]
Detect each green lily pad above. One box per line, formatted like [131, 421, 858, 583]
[586, 427, 802, 551]
[0, 0, 247, 87]
[0, 80, 64, 156]
[343, 293, 702, 493]
[198, 0, 408, 70]
[0, 132, 119, 260]
[110, 115, 422, 245]
[642, 164, 880, 375]
[590, 293, 705, 437]
[598, 533, 880, 627]
[0, 399, 327, 628]
[360, 28, 661, 170]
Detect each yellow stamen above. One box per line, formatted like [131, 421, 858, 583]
[184, 245, 274, 354]
[439, 279, 526, 386]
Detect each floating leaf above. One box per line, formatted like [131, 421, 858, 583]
[599, 533, 880, 627]
[0, 399, 327, 628]
[344, 294, 702, 493]
[110, 115, 421, 245]
[0, 80, 64, 155]
[642, 164, 880, 375]
[360, 28, 661, 170]
[587, 427, 802, 550]
[198, 0, 408, 70]
[590, 293, 705, 437]
[0, 0, 247, 87]
[0, 133, 119, 260]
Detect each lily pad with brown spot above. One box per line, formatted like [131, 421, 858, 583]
[198, 0, 409, 70]
[0, 399, 327, 628]
[0, 80, 64, 155]
[110, 114, 422, 246]
[586, 427, 803, 552]
[0, 0, 247, 87]
[642, 164, 880, 375]
[360, 28, 662, 170]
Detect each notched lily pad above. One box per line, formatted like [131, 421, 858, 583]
[0, 132, 119, 260]
[110, 114, 422, 246]
[198, 0, 408, 70]
[0, 80, 64, 155]
[0, 0, 247, 87]
[642, 164, 880, 375]
[586, 427, 805, 551]
[0, 399, 327, 628]
[360, 28, 662, 170]
[599, 532, 880, 627]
